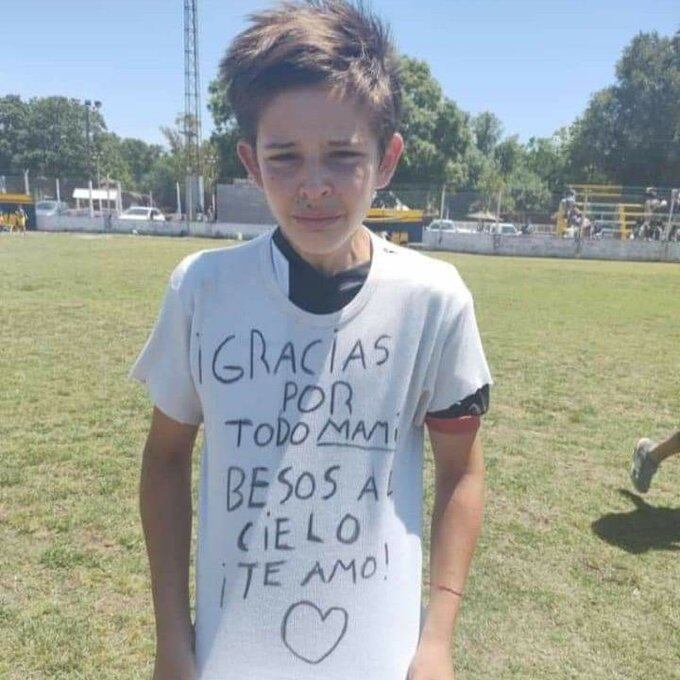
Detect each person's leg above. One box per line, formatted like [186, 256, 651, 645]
[630, 439, 658, 492]
[630, 430, 679, 493]
[649, 429, 680, 464]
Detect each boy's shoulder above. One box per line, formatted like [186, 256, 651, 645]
[376, 237, 473, 309]
[168, 232, 267, 293]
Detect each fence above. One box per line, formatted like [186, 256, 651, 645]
[421, 229, 680, 263]
[4, 172, 679, 243]
[0, 174, 165, 214]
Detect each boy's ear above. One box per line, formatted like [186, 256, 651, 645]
[236, 140, 264, 188]
[375, 133, 404, 190]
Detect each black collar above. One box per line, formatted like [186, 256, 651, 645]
[271, 227, 372, 313]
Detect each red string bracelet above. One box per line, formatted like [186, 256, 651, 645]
[436, 584, 464, 598]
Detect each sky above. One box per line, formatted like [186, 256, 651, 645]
[2, 0, 678, 147]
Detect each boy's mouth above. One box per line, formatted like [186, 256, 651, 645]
[291, 214, 343, 227]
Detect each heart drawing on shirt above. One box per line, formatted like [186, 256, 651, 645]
[281, 600, 349, 664]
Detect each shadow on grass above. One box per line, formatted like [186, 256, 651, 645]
[592, 489, 680, 554]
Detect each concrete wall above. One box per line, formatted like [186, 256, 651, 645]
[443, 220, 553, 233]
[35, 215, 679, 263]
[37, 214, 275, 240]
[422, 230, 680, 263]
[216, 183, 275, 224]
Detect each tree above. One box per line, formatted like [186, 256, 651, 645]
[506, 166, 551, 218]
[525, 133, 569, 196]
[142, 115, 220, 211]
[207, 78, 247, 180]
[10, 96, 102, 178]
[494, 135, 524, 176]
[0, 95, 29, 173]
[472, 112, 503, 156]
[391, 57, 471, 185]
[118, 137, 163, 187]
[474, 160, 504, 212]
[566, 30, 680, 185]
[146, 155, 180, 210]
[94, 132, 134, 187]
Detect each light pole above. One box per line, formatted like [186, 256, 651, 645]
[83, 99, 102, 182]
[84, 100, 102, 218]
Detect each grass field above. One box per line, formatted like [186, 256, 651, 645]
[1, 231, 678, 679]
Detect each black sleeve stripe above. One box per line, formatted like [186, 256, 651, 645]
[426, 383, 490, 419]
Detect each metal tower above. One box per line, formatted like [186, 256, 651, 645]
[183, 0, 204, 219]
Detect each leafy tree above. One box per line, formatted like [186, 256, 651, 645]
[93, 132, 133, 186]
[11, 96, 102, 178]
[494, 135, 524, 176]
[390, 57, 472, 185]
[506, 166, 552, 218]
[207, 78, 247, 180]
[118, 137, 163, 187]
[0, 95, 29, 173]
[146, 155, 180, 210]
[525, 132, 569, 196]
[566, 30, 680, 185]
[474, 160, 504, 212]
[472, 111, 503, 156]
[142, 115, 220, 211]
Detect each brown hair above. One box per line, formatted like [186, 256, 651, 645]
[220, 0, 402, 158]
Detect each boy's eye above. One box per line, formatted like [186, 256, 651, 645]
[266, 151, 363, 163]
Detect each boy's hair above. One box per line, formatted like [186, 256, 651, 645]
[220, 0, 402, 158]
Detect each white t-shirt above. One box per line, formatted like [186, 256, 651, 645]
[129, 229, 493, 680]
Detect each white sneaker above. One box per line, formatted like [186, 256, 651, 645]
[630, 438, 659, 493]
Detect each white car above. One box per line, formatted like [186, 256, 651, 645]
[119, 206, 166, 222]
[426, 219, 459, 232]
[489, 222, 520, 236]
[36, 200, 70, 216]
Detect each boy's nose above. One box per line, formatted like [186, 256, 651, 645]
[298, 177, 332, 202]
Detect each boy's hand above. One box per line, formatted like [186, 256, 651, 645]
[407, 638, 455, 680]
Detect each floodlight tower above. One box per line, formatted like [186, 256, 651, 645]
[184, 0, 204, 221]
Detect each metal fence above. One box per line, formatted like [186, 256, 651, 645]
[0, 173, 159, 215]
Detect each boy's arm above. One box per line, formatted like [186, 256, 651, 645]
[418, 426, 485, 655]
[140, 406, 199, 678]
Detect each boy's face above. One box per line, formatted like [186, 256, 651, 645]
[237, 85, 403, 259]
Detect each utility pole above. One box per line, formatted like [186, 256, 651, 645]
[85, 103, 91, 179]
[184, 0, 204, 224]
[665, 189, 678, 242]
[85, 99, 102, 189]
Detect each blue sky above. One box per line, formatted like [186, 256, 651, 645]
[3, 0, 677, 147]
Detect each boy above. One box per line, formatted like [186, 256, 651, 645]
[129, 2, 492, 678]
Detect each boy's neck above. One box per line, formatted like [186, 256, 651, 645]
[278, 225, 372, 276]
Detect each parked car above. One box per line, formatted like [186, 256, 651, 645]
[35, 200, 69, 216]
[119, 206, 166, 222]
[489, 222, 520, 236]
[427, 219, 470, 233]
[426, 219, 456, 231]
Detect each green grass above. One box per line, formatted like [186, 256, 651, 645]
[1, 232, 678, 679]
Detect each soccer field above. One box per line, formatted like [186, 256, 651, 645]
[1, 232, 678, 679]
